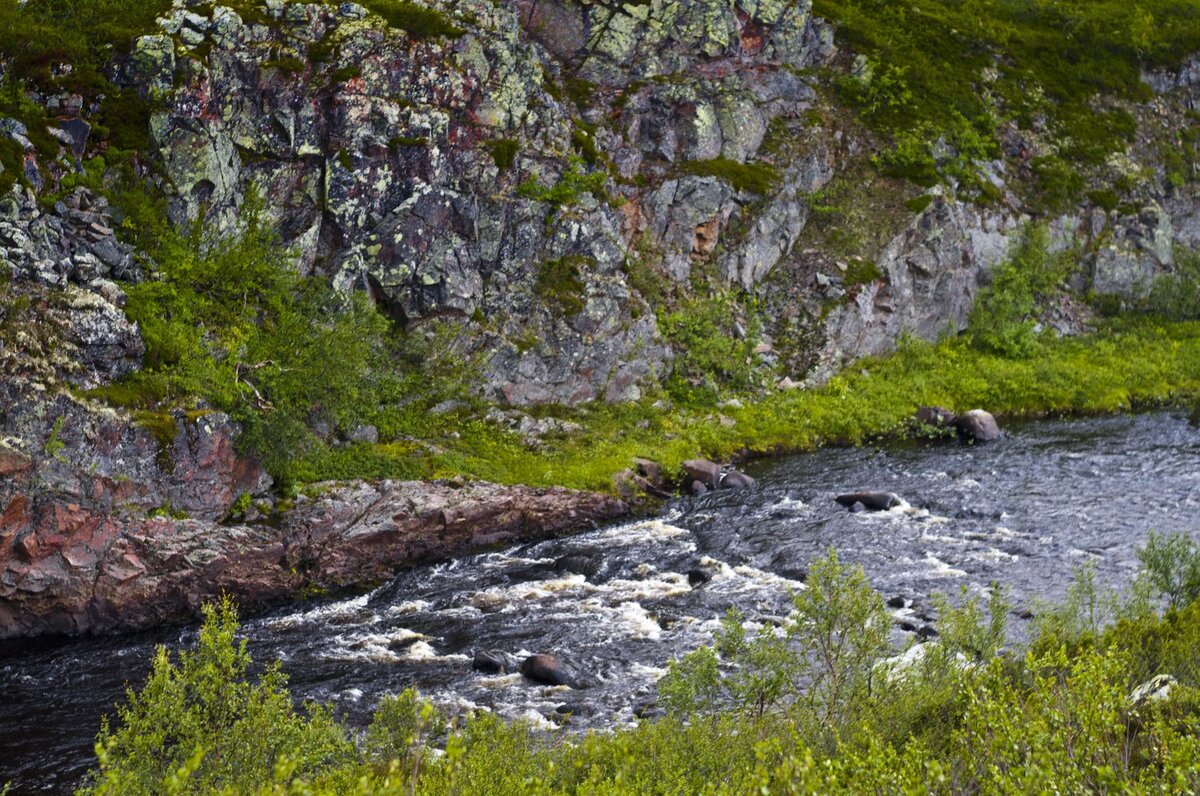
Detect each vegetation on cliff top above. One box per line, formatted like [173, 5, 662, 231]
[815, 0, 1200, 202]
[80, 536, 1200, 793]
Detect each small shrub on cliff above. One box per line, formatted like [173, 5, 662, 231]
[679, 157, 779, 196]
[120, 195, 390, 482]
[1146, 247, 1200, 321]
[658, 292, 765, 404]
[967, 225, 1070, 358]
[535, 255, 590, 317]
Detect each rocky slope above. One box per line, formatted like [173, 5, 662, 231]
[1, 0, 1199, 636]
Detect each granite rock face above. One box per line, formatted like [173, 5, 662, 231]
[107, 0, 1200, 395]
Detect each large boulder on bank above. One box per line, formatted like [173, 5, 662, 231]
[682, 459, 722, 489]
[954, 409, 1002, 443]
[835, 492, 904, 511]
[520, 654, 577, 687]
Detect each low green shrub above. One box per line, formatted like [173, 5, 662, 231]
[1146, 247, 1200, 321]
[85, 536, 1200, 795]
[657, 292, 765, 404]
[535, 255, 590, 317]
[81, 597, 355, 795]
[110, 195, 391, 484]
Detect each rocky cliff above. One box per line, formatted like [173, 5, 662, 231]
[1, 0, 1198, 636]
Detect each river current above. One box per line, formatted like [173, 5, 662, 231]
[2, 411, 1198, 792]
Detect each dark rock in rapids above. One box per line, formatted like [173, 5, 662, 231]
[687, 568, 712, 587]
[473, 649, 520, 674]
[520, 654, 576, 687]
[835, 492, 904, 511]
[887, 595, 907, 608]
[719, 470, 757, 490]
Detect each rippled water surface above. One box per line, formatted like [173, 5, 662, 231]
[3, 412, 1198, 792]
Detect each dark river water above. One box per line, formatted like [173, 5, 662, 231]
[2, 411, 1198, 793]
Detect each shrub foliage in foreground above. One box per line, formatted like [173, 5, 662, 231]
[82, 540, 1200, 794]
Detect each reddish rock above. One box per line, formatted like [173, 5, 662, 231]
[0, 479, 628, 638]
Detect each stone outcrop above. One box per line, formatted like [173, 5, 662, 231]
[0, 478, 626, 638]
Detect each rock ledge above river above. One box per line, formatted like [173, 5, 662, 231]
[0, 479, 628, 638]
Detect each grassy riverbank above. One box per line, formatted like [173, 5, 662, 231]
[79, 535, 1200, 794]
[289, 317, 1200, 493]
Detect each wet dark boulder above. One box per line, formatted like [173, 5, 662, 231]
[520, 654, 577, 687]
[719, 470, 757, 490]
[473, 649, 520, 674]
[682, 459, 722, 489]
[954, 409, 1002, 443]
[835, 492, 904, 511]
[687, 568, 712, 587]
[887, 595, 907, 609]
[689, 480, 709, 496]
[633, 458, 672, 496]
[554, 553, 602, 578]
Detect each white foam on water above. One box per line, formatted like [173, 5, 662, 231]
[731, 564, 807, 592]
[595, 519, 693, 543]
[264, 593, 371, 629]
[387, 600, 432, 614]
[767, 496, 809, 515]
[919, 532, 967, 545]
[922, 552, 967, 578]
[601, 573, 692, 602]
[971, 547, 1019, 562]
[403, 640, 471, 663]
[513, 709, 557, 731]
[629, 662, 669, 681]
[477, 673, 524, 689]
[612, 601, 663, 640]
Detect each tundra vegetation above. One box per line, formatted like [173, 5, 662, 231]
[80, 535, 1200, 794]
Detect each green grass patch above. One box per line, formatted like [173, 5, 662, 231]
[535, 255, 590, 317]
[484, 138, 519, 170]
[361, 0, 465, 39]
[300, 317, 1200, 494]
[679, 157, 779, 195]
